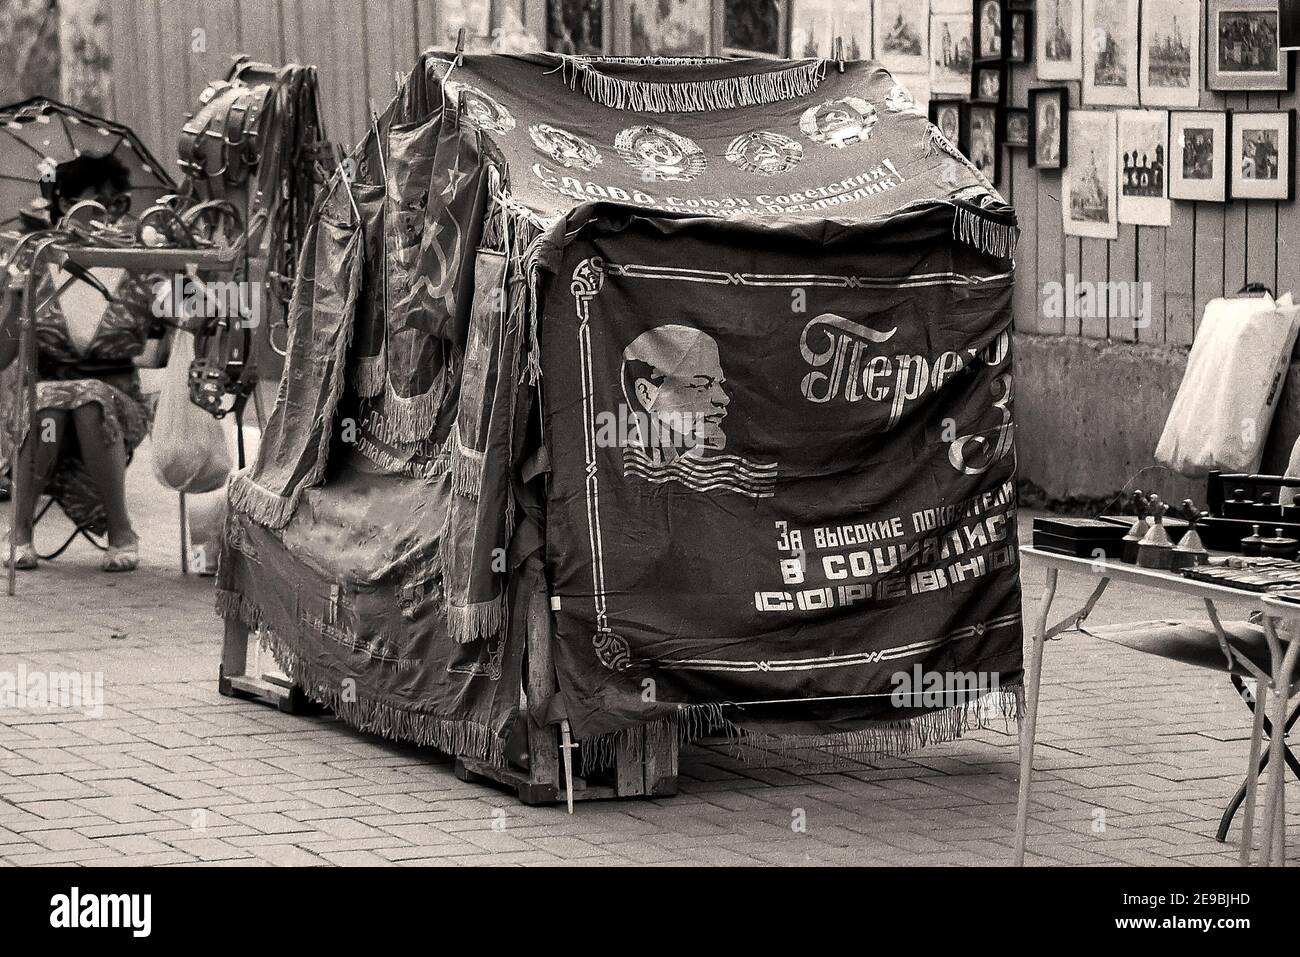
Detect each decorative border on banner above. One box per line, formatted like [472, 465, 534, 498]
[570, 256, 1016, 674]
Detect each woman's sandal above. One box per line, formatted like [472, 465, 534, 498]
[6, 542, 37, 571]
[102, 539, 139, 573]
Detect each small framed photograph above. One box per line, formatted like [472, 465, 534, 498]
[971, 61, 1006, 103]
[1140, 0, 1202, 107]
[1229, 109, 1295, 201]
[1169, 110, 1229, 202]
[1028, 86, 1068, 169]
[1208, 0, 1292, 91]
[1003, 107, 1030, 147]
[974, 0, 1003, 59]
[930, 9, 975, 96]
[1083, 0, 1141, 106]
[964, 102, 1002, 185]
[1004, 8, 1033, 62]
[1064, 109, 1119, 239]
[1037, 0, 1082, 80]
[929, 98, 965, 147]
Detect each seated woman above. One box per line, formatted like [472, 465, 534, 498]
[1, 153, 161, 572]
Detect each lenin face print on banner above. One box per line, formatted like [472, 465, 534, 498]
[615, 125, 707, 181]
[725, 130, 804, 176]
[620, 324, 778, 498]
[528, 123, 603, 171]
[884, 83, 924, 116]
[446, 81, 516, 134]
[800, 96, 879, 148]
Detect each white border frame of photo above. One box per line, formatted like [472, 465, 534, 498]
[1169, 109, 1229, 202]
[1082, 0, 1141, 106]
[874, 0, 931, 73]
[1117, 108, 1172, 225]
[929, 7, 976, 95]
[1228, 108, 1296, 200]
[1029, 86, 1069, 169]
[1139, 0, 1203, 107]
[1207, 0, 1293, 92]
[1063, 108, 1119, 238]
[1037, 0, 1083, 79]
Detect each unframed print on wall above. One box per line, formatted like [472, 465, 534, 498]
[875, 0, 930, 73]
[1083, 0, 1141, 106]
[1140, 0, 1201, 107]
[791, 0, 871, 57]
[1037, 0, 1082, 79]
[1064, 109, 1118, 238]
[1117, 109, 1171, 226]
[626, 0, 711, 56]
[930, 8, 975, 95]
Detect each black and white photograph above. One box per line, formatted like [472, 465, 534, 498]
[1083, 0, 1141, 105]
[964, 101, 1002, 183]
[1117, 108, 1171, 225]
[874, 0, 930, 73]
[1139, 0, 1202, 107]
[790, 0, 871, 57]
[1064, 108, 1119, 236]
[1005, 7, 1032, 62]
[971, 60, 1005, 103]
[930, 7, 976, 95]
[1169, 110, 1230, 201]
[4, 0, 1300, 925]
[1209, 0, 1292, 90]
[974, 0, 1003, 58]
[930, 97, 965, 145]
[1029, 86, 1069, 167]
[1037, 0, 1083, 79]
[1004, 106, 1030, 147]
[1229, 109, 1296, 199]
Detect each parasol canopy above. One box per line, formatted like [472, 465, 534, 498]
[0, 96, 176, 233]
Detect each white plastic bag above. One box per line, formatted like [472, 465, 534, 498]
[1156, 293, 1300, 476]
[151, 331, 233, 493]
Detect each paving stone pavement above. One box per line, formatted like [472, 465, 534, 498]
[1, 437, 1296, 866]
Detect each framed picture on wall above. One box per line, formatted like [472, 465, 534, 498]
[1028, 86, 1068, 168]
[723, 0, 788, 57]
[1004, 7, 1032, 62]
[973, 0, 1003, 59]
[1117, 109, 1172, 226]
[1083, 0, 1141, 106]
[623, 0, 712, 56]
[971, 60, 1006, 103]
[930, 98, 965, 146]
[1208, 0, 1292, 91]
[874, 0, 930, 73]
[790, 0, 871, 58]
[1140, 0, 1202, 106]
[964, 102, 1002, 184]
[1169, 110, 1229, 202]
[1063, 109, 1118, 238]
[1037, 0, 1082, 79]
[1229, 109, 1296, 200]
[1004, 106, 1030, 147]
[548, 0, 606, 54]
[930, 8, 975, 94]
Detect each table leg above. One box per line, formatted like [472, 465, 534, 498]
[1259, 619, 1300, 866]
[1240, 680, 1268, 867]
[1014, 566, 1057, 867]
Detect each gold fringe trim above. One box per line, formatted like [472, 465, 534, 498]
[559, 57, 828, 113]
[379, 376, 442, 443]
[952, 205, 1020, 260]
[449, 428, 484, 499]
[214, 588, 507, 764]
[579, 687, 1024, 775]
[352, 351, 387, 398]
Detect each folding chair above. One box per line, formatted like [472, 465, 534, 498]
[1089, 619, 1300, 844]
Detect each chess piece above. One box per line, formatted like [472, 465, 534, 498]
[1241, 524, 1265, 557]
[1137, 497, 1175, 569]
[1171, 505, 1209, 570]
[1121, 489, 1150, 564]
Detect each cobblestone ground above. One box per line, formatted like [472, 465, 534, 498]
[0, 437, 1295, 866]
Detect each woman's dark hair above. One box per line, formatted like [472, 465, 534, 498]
[49, 153, 131, 219]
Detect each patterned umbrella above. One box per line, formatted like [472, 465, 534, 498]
[0, 96, 176, 233]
